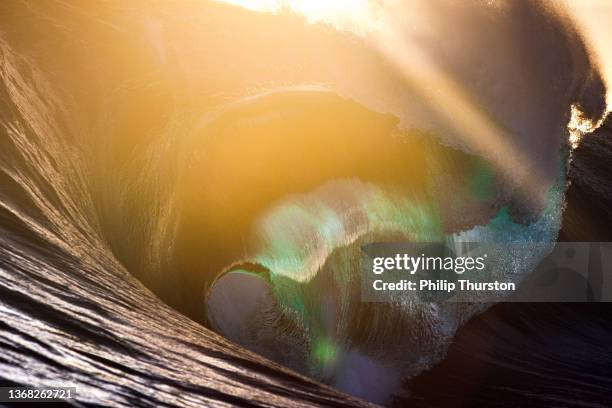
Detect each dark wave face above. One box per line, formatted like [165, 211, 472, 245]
[0, 1, 609, 406]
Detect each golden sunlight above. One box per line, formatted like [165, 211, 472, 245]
[214, 0, 610, 205]
[215, 0, 374, 32]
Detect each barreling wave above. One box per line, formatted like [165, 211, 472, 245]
[0, 1, 608, 406]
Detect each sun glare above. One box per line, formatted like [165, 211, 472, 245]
[215, 0, 374, 32]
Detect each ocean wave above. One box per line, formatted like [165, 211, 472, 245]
[0, 1, 608, 406]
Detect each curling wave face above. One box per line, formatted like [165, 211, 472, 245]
[0, 0, 607, 406]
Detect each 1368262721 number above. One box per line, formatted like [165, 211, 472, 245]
[1, 387, 76, 402]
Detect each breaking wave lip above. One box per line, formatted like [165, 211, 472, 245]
[0, 1, 609, 406]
